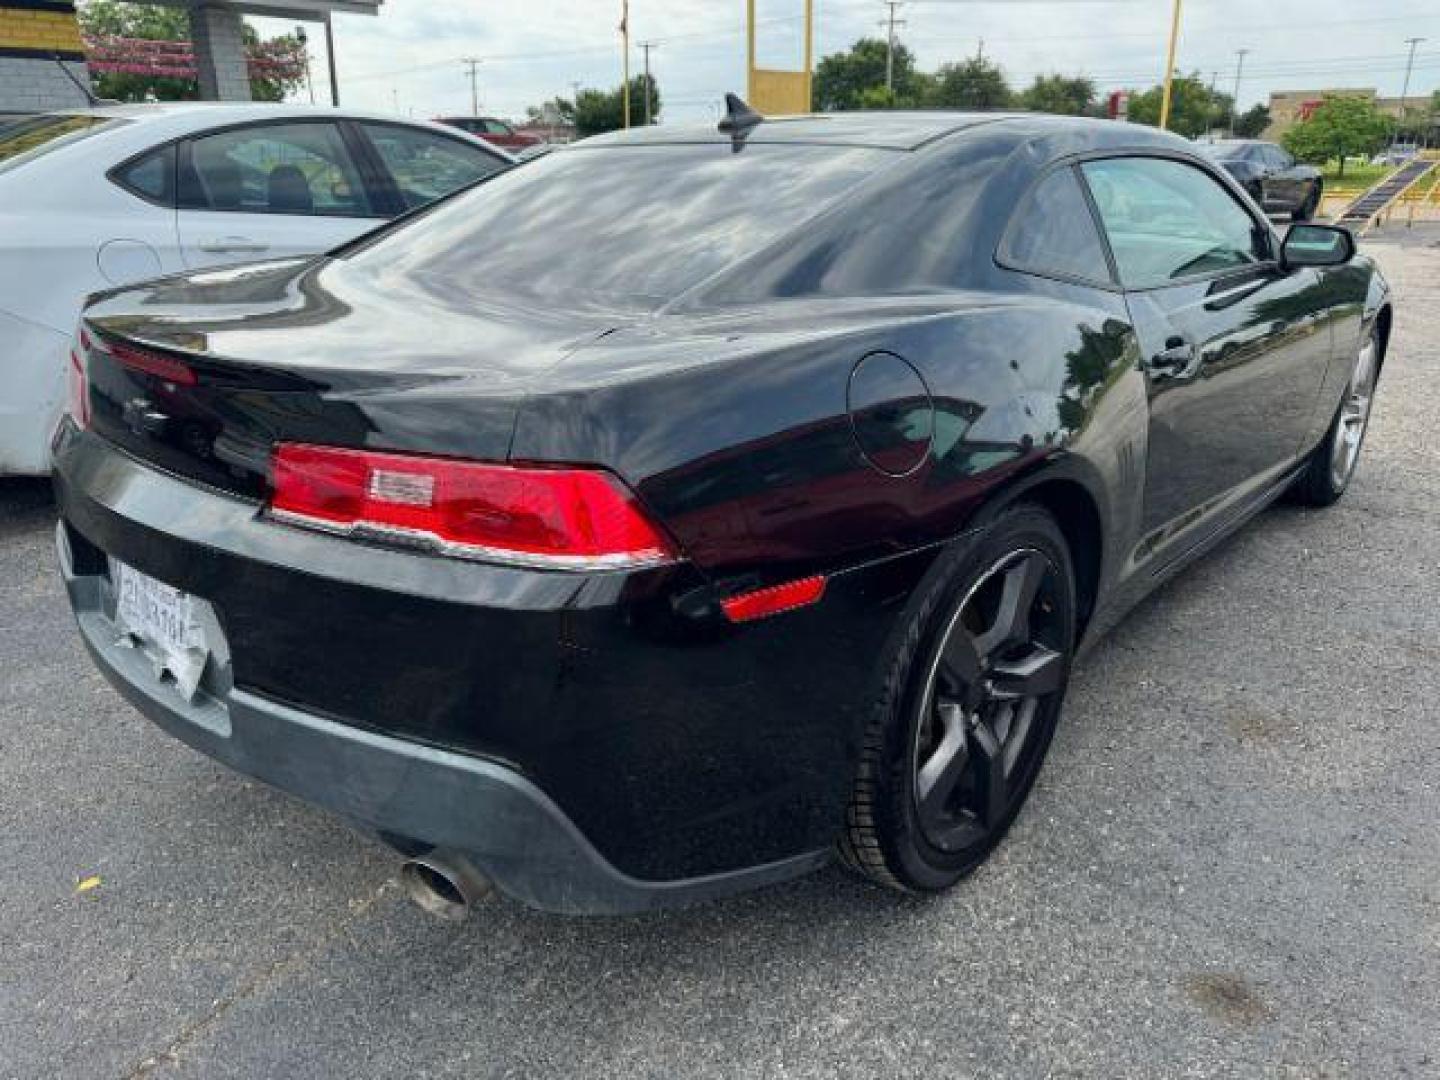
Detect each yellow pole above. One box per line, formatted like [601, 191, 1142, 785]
[622, 0, 631, 129]
[1158, 0, 1183, 131]
[746, 0, 757, 102]
[803, 0, 814, 111]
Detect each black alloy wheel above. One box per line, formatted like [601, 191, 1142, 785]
[840, 503, 1076, 893]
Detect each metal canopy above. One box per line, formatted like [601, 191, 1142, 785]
[147, 0, 382, 18]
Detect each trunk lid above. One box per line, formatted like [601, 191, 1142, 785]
[82, 257, 619, 498]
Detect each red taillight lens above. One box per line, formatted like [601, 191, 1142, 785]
[269, 443, 678, 570]
[67, 345, 90, 430]
[720, 576, 828, 624]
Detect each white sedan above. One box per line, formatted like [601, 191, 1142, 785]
[0, 103, 511, 476]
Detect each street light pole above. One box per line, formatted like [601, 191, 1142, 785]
[1230, 48, 1249, 137]
[1158, 0, 1183, 131]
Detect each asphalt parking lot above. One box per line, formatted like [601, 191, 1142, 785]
[3, 232, 1439, 1080]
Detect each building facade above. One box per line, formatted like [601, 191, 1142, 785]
[1266, 87, 1436, 139]
[0, 0, 92, 111]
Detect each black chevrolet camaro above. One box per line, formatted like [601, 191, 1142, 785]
[53, 109, 1390, 916]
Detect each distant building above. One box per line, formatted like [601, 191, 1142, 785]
[0, 1, 92, 111]
[1266, 87, 1436, 139]
[0, 1, 382, 113]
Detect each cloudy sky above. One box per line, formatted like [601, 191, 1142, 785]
[250, 0, 1440, 124]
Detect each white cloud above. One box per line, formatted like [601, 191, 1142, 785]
[249, 0, 1440, 123]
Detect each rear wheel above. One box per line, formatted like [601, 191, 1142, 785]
[839, 503, 1076, 892]
[1289, 325, 1380, 507]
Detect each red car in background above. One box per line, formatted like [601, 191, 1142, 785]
[436, 116, 544, 152]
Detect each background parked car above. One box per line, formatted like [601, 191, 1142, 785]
[0, 103, 511, 476]
[1371, 144, 1419, 167]
[435, 116, 545, 152]
[1198, 138, 1323, 221]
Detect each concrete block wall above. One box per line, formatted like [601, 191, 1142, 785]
[0, 0, 93, 111]
[190, 3, 252, 102]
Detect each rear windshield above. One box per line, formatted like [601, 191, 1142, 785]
[0, 113, 124, 172]
[343, 143, 896, 307]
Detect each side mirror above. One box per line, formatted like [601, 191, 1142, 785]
[1282, 224, 1355, 270]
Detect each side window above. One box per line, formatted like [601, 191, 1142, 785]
[178, 122, 375, 217]
[360, 123, 506, 210]
[999, 166, 1112, 285]
[113, 144, 175, 205]
[1081, 157, 1268, 288]
[483, 120, 511, 136]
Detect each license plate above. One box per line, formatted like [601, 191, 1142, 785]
[111, 559, 209, 700]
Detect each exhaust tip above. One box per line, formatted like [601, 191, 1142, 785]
[401, 853, 493, 921]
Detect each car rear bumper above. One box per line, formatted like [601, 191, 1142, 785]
[53, 426, 936, 910]
[59, 520, 825, 913]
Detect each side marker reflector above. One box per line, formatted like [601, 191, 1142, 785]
[720, 576, 827, 624]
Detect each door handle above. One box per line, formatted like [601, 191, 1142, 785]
[197, 237, 270, 254]
[1145, 339, 1199, 381]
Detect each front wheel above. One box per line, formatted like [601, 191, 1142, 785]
[1292, 183, 1322, 222]
[839, 503, 1076, 893]
[1289, 325, 1380, 507]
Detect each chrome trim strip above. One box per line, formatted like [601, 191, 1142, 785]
[267, 508, 675, 573]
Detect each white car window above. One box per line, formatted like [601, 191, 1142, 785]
[179, 122, 375, 218]
[360, 123, 505, 210]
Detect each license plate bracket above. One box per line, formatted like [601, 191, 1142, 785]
[110, 559, 211, 701]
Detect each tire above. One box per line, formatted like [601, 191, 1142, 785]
[1292, 183, 1321, 222]
[1289, 324, 1380, 507]
[839, 502, 1077, 893]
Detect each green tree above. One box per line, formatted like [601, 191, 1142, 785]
[1231, 103, 1271, 139]
[1127, 73, 1229, 139]
[815, 38, 927, 110]
[573, 75, 660, 138]
[1020, 74, 1095, 116]
[931, 57, 1011, 109]
[1281, 94, 1392, 177]
[79, 0, 304, 102]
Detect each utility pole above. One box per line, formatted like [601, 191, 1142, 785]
[1158, 0, 1183, 131]
[324, 14, 339, 106]
[976, 38, 984, 63]
[1229, 48, 1249, 137]
[462, 57, 481, 117]
[879, 1, 906, 93]
[638, 41, 656, 125]
[1400, 37, 1425, 120]
[620, 0, 630, 129]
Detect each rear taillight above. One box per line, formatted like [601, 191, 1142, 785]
[67, 326, 92, 429]
[268, 443, 678, 571]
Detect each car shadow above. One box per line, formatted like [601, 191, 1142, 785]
[0, 477, 56, 539]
